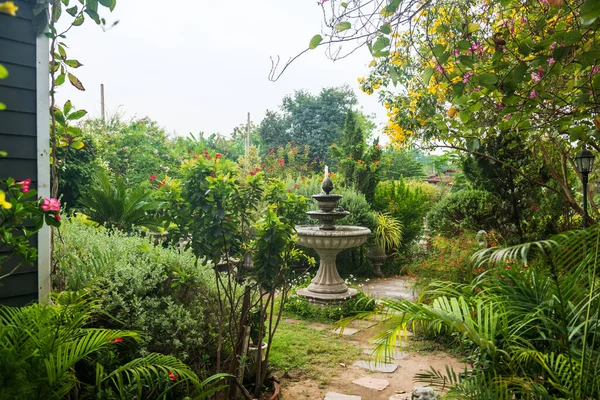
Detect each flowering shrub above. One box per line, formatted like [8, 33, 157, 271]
[261, 142, 322, 180]
[403, 231, 484, 284]
[1, 178, 60, 279]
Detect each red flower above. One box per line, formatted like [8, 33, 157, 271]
[158, 180, 166, 189]
[294, 185, 300, 189]
[168, 370, 179, 382]
[193, 154, 199, 159]
[210, 173, 215, 178]
[149, 175, 157, 182]
[111, 337, 123, 344]
[55, 213, 61, 222]
[225, 217, 231, 221]
[17, 178, 31, 193]
[41, 198, 60, 212]
[215, 153, 222, 159]
[249, 171, 255, 176]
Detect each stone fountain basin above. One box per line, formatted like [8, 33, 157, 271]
[295, 225, 371, 249]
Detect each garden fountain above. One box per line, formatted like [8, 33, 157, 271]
[295, 167, 371, 303]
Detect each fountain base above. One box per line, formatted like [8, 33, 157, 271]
[297, 287, 358, 304]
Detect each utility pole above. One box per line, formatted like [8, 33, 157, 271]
[246, 112, 251, 155]
[100, 83, 106, 126]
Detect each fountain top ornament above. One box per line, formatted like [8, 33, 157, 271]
[308, 166, 350, 230]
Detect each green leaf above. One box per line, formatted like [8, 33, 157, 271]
[452, 82, 465, 98]
[334, 21, 351, 31]
[372, 36, 390, 53]
[53, 107, 66, 126]
[466, 138, 480, 152]
[54, 74, 66, 86]
[433, 44, 446, 58]
[73, 13, 84, 26]
[66, 5, 78, 16]
[381, 0, 400, 16]
[99, 0, 116, 11]
[467, 23, 479, 33]
[52, 1, 62, 22]
[68, 73, 85, 91]
[86, 0, 99, 13]
[581, 0, 600, 22]
[67, 109, 88, 120]
[64, 100, 72, 115]
[309, 34, 322, 50]
[0, 150, 7, 156]
[341, 2, 348, 8]
[379, 23, 392, 35]
[57, 44, 67, 60]
[65, 59, 83, 68]
[422, 66, 434, 85]
[70, 141, 85, 149]
[0, 102, 5, 111]
[457, 40, 471, 51]
[479, 73, 498, 89]
[459, 110, 469, 123]
[513, 62, 527, 84]
[67, 126, 82, 135]
[0, 64, 7, 79]
[84, 8, 101, 24]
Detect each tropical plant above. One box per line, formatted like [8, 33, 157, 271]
[353, 224, 600, 399]
[373, 212, 403, 252]
[0, 290, 226, 399]
[79, 170, 163, 231]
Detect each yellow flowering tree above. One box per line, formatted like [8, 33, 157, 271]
[292, 0, 600, 221]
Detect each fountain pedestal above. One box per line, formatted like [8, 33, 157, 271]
[295, 225, 370, 304]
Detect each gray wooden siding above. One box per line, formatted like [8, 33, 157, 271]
[0, 0, 39, 306]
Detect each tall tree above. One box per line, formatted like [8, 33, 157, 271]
[258, 86, 361, 164]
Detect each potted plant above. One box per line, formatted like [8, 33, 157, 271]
[369, 212, 403, 276]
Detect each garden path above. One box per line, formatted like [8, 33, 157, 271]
[279, 277, 465, 400]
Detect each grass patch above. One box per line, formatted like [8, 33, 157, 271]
[269, 320, 362, 382]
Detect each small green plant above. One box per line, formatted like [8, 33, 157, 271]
[374, 212, 403, 252]
[79, 170, 163, 231]
[285, 290, 376, 322]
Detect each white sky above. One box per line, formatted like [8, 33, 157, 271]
[56, 0, 388, 138]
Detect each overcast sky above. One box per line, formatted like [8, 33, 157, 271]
[56, 0, 388, 138]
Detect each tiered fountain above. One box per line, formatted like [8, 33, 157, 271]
[295, 167, 371, 303]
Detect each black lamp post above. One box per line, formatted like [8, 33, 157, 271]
[575, 146, 595, 228]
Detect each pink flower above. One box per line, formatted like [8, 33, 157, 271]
[17, 178, 31, 193]
[435, 65, 444, 74]
[592, 65, 600, 75]
[454, 49, 460, 55]
[529, 90, 539, 99]
[41, 198, 60, 212]
[531, 69, 543, 82]
[548, 57, 555, 66]
[550, 41, 557, 50]
[149, 175, 157, 182]
[505, 265, 511, 269]
[463, 71, 474, 83]
[55, 214, 61, 222]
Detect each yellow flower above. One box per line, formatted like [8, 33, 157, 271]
[0, 1, 18, 16]
[0, 190, 12, 209]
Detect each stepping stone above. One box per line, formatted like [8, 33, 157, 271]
[331, 327, 360, 336]
[346, 319, 378, 330]
[362, 348, 408, 360]
[353, 360, 398, 373]
[352, 377, 390, 391]
[389, 395, 411, 400]
[324, 392, 361, 400]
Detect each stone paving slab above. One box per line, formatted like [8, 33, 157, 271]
[389, 394, 411, 400]
[352, 377, 390, 391]
[353, 360, 398, 373]
[331, 327, 360, 336]
[362, 348, 408, 360]
[324, 392, 362, 400]
[346, 319, 378, 330]
[306, 322, 332, 331]
[364, 277, 417, 300]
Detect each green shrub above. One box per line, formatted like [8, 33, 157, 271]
[426, 189, 503, 237]
[285, 290, 376, 322]
[54, 219, 219, 367]
[373, 179, 434, 247]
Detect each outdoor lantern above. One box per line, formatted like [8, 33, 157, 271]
[575, 145, 595, 229]
[575, 146, 595, 174]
